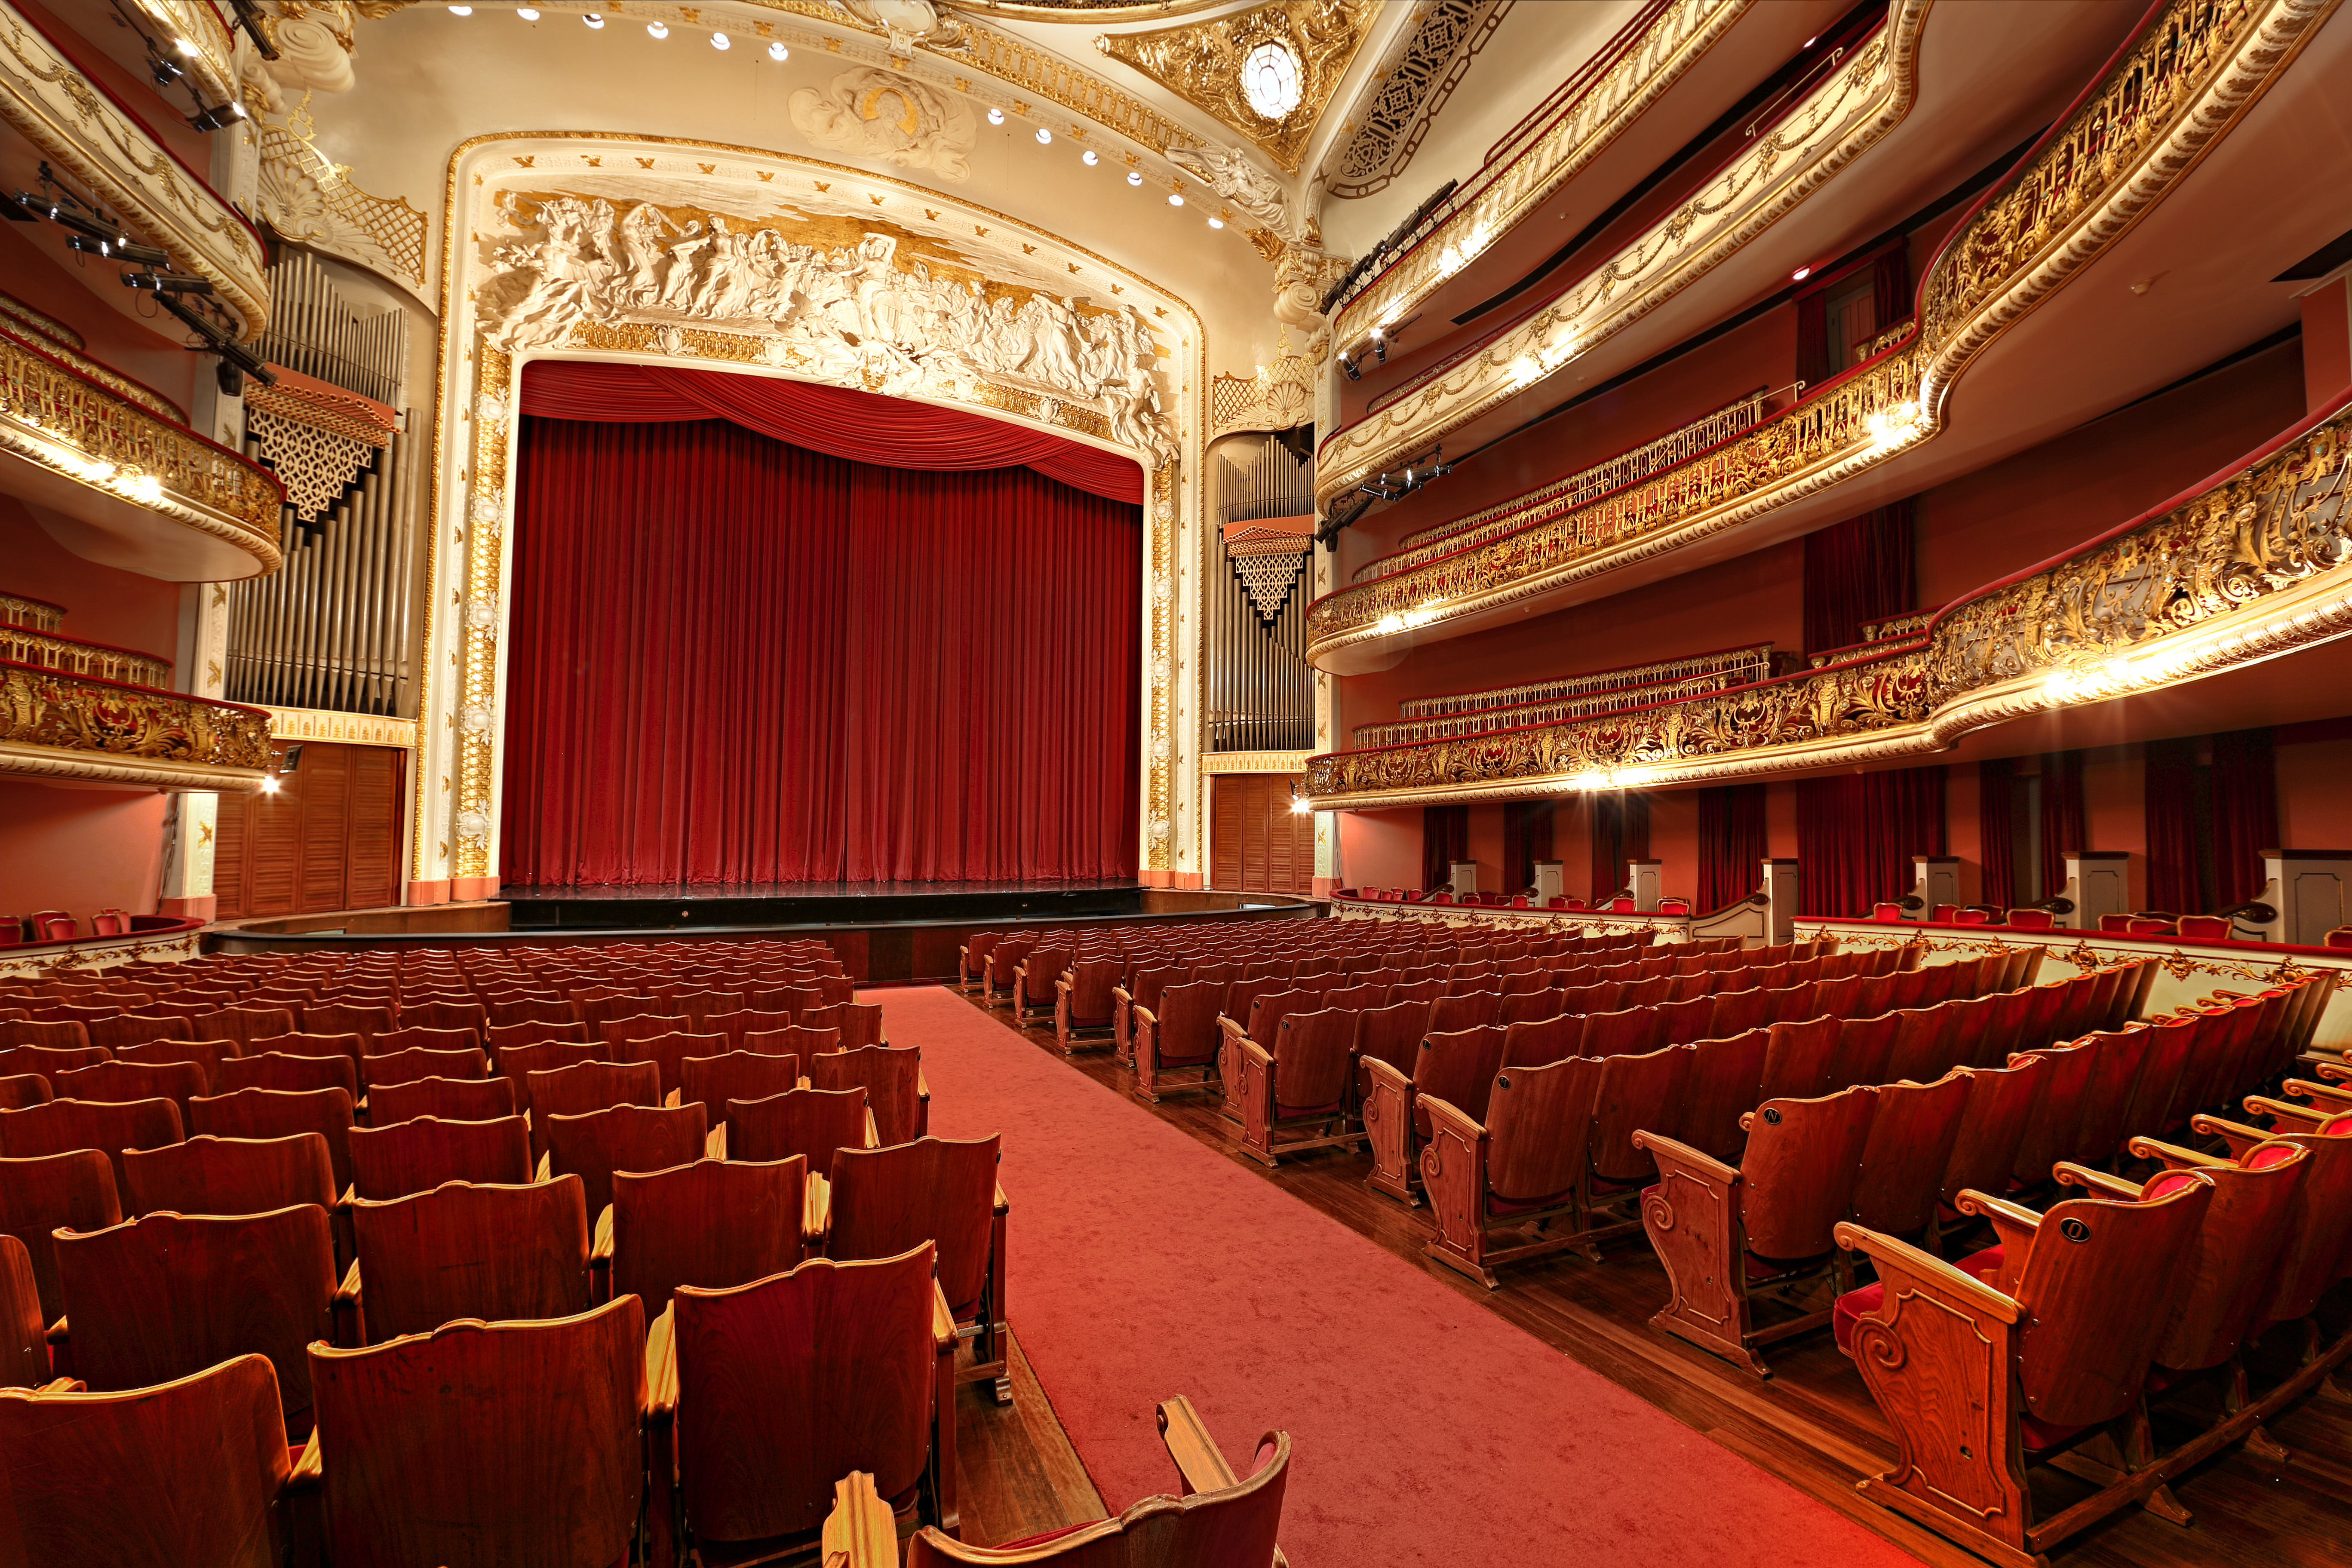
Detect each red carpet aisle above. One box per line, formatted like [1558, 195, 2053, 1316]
[876, 986, 1923, 1566]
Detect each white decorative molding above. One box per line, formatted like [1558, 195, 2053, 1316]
[0, 929, 201, 982]
[1202, 749, 1312, 774]
[252, 107, 432, 297]
[267, 706, 418, 749]
[789, 66, 977, 180]
[1168, 143, 1307, 243]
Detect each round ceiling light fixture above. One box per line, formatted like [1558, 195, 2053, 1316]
[582, 11, 603, 25]
[768, 41, 787, 60]
[710, 30, 729, 49]
[1035, 127, 1052, 144]
[1240, 40, 1303, 120]
[646, 20, 667, 38]
[987, 107, 1004, 125]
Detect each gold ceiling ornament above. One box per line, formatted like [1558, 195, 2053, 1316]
[960, 0, 1238, 18]
[1097, 0, 1382, 173]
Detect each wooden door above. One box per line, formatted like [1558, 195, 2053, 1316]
[1209, 773, 1314, 895]
[213, 741, 405, 918]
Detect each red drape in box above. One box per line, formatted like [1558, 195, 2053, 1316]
[2211, 727, 2279, 908]
[520, 360, 1145, 503]
[2038, 750, 2086, 904]
[1589, 792, 1651, 904]
[1802, 500, 1915, 655]
[1978, 758, 2019, 912]
[1697, 783, 1769, 914]
[501, 416, 1140, 886]
[1421, 805, 1469, 893]
[1794, 765, 1946, 917]
[2143, 737, 2202, 914]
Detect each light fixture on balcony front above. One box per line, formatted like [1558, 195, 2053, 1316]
[1791, 266, 1811, 282]
[710, 31, 729, 49]
[583, 12, 603, 26]
[769, 41, 787, 60]
[988, 107, 1004, 125]
[647, 20, 668, 38]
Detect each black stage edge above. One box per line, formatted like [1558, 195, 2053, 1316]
[500, 878, 1148, 932]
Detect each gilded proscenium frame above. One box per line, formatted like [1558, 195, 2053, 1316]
[1328, 0, 1746, 347]
[417, 132, 1209, 897]
[1313, 0, 1925, 516]
[0, 325, 287, 574]
[0, 0, 270, 337]
[1304, 0, 2331, 668]
[1303, 400, 2352, 809]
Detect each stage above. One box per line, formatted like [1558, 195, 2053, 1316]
[500, 879, 1150, 932]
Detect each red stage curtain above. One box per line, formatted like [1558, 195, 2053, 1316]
[1802, 500, 1915, 654]
[1977, 758, 2018, 912]
[519, 360, 1144, 503]
[2143, 737, 2202, 914]
[1422, 805, 1469, 892]
[2039, 751, 2086, 904]
[1871, 246, 1913, 340]
[1501, 800, 1556, 894]
[1589, 792, 1650, 904]
[501, 416, 1139, 886]
[1794, 765, 1946, 917]
[1697, 783, 1768, 913]
[2211, 727, 2278, 908]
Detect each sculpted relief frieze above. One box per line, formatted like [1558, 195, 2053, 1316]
[478, 190, 1177, 459]
[789, 68, 977, 180]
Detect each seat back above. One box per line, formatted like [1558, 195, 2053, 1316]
[0, 1235, 39, 1389]
[525, 1061, 661, 1160]
[1653, 994, 1717, 1047]
[55, 1206, 334, 1425]
[369, 1074, 518, 1127]
[55, 1059, 207, 1123]
[350, 1177, 592, 1343]
[0, 1148, 121, 1323]
[725, 1086, 869, 1174]
[0, 1353, 292, 1568]
[1065, 959, 1123, 1025]
[1863, 1008, 1937, 1087]
[1483, 1056, 1605, 1206]
[544, 1103, 710, 1224]
[827, 1135, 998, 1315]
[309, 1295, 646, 1568]
[0, 1043, 105, 1082]
[1758, 1015, 1841, 1104]
[346, 1115, 532, 1202]
[1850, 1071, 1973, 1234]
[673, 1245, 934, 1545]
[1351, 1000, 1431, 1080]
[218, 1050, 360, 1099]
[1411, 1026, 1510, 1132]
[1247, 988, 1327, 1049]
[679, 1051, 799, 1130]
[251, 1031, 366, 1075]
[610, 1030, 727, 1100]
[1501, 1012, 1582, 1070]
[1676, 1029, 1771, 1161]
[121, 1132, 336, 1219]
[2006, 1042, 2099, 1188]
[362, 1046, 488, 1091]
[1589, 1045, 1693, 1187]
[811, 1046, 924, 1146]
[1936, 1057, 2045, 1212]
[0, 1096, 181, 1197]
[111, 1037, 229, 1093]
[612, 1155, 804, 1316]
[1737, 1087, 1877, 1261]
[2150, 1142, 2311, 1374]
[1580, 1006, 1667, 1061]
[2012, 1180, 2214, 1430]
[1268, 1009, 1355, 1112]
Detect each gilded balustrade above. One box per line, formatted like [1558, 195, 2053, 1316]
[0, 623, 172, 689]
[0, 328, 285, 570]
[1304, 402, 2352, 805]
[1307, 0, 2310, 662]
[1401, 641, 1774, 716]
[1330, 0, 1747, 346]
[0, 659, 275, 782]
[1352, 663, 1765, 748]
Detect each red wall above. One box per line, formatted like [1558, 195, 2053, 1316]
[0, 496, 184, 658]
[0, 781, 168, 919]
[0, 217, 203, 420]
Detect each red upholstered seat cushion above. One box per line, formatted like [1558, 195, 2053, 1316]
[1274, 1097, 1346, 1119]
[1743, 1250, 1830, 1283]
[1834, 1246, 2004, 1354]
[997, 1521, 1093, 1550]
[1488, 1183, 1577, 1218]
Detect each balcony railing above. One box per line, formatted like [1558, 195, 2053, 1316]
[0, 0, 270, 336]
[1355, 389, 1772, 583]
[120, 0, 237, 105]
[0, 324, 285, 572]
[1305, 397, 2352, 806]
[1329, 0, 1744, 344]
[1352, 661, 1774, 749]
[0, 623, 172, 689]
[0, 658, 274, 788]
[1307, 0, 2297, 664]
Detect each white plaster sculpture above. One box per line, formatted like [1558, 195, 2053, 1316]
[789, 68, 977, 181]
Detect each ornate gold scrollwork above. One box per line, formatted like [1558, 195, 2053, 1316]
[0, 662, 273, 772]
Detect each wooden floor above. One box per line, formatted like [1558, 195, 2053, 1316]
[942, 988, 2352, 1565]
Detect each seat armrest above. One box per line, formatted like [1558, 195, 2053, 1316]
[803, 1172, 831, 1249]
[332, 1259, 361, 1309]
[1833, 1221, 2023, 1323]
[2242, 1094, 2334, 1132]
[820, 1473, 900, 1568]
[1627, 1129, 1737, 1184]
[591, 1203, 615, 1265]
[931, 1279, 957, 1353]
[1155, 1395, 1239, 1496]
[863, 1108, 880, 1149]
[1240, 1037, 1274, 1071]
[534, 1150, 551, 1182]
[1955, 1188, 2048, 1263]
[2054, 1163, 2153, 1197]
[288, 1427, 324, 1493]
[2189, 1113, 2272, 1159]
[1417, 1092, 1486, 1148]
[993, 1181, 1008, 1218]
[705, 1124, 726, 1160]
[1132, 1004, 1158, 1031]
[645, 1301, 678, 1422]
[2122, 1136, 2228, 1172]
[663, 1087, 679, 1109]
[2286, 1074, 2352, 1108]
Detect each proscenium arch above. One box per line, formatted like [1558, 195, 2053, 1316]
[415, 131, 1213, 903]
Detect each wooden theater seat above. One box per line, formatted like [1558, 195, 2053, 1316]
[1421, 1054, 1610, 1288]
[0, 1353, 296, 1568]
[345, 1115, 532, 1202]
[342, 1176, 593, 1344]
[121, 1132, 336, 1220]
[824, 1135, 1009, 1405]
[602, 1154, 805, 1317]
[190, 1086, 358, 1197]
[1135, 979, 1225, 1105]
[0, 1096, 181, 1197]
[1363, 1024, 1506, 1207]
[1054, 957, 1123, 1054]
[0, 1149, 122, 1325]
[724, 1086, 873, 1180]
[811, 1045, 927, 1145]
[492, 1037, 600, 1118]
[1113, 964, 1183, 1065]
[1225, 1007, 1361, 1168]
[1634, 1084, 1878, 1375]
[525, 1060, 662, 1161]
[678, 1050, 799, 1131]
[300, 1296, 649, 1568]
[542, 1102, 711, 1223]
[652, 1243, 955, 1557]
[55, 1058, 208, 1124]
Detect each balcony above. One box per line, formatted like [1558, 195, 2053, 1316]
[0, 322, 285, 580]
[0, 0, 270, 337]
[1307, 0, 2352, 672]
[1314, 0, 2152, 519]
[0, 657, 274, 790]
[117, 0, 238, 107]
[1303, 396, 2352, 809]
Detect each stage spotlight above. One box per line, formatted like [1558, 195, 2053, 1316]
[1035, 127, 1051, 144]
[1081, 150, 1097, 166]
[1126, 171, 1141, 186]
[646, 20, 668, 38]
[583, 12, 603, 26]
[259, 775, 280, 794]
[186, 101, 248, 132]
[987, 107, 1004, 125]
[710, 30, 729, 48]
[1337, 352, 1360, 380]
[768, 41, 787, 60]
[1290, 795, 1313, 815]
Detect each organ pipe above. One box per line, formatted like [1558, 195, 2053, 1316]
[224, 252, 420, 718]
[1208, 435, 1314, 754]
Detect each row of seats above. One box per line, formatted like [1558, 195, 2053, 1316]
[0, 909, 138, 947]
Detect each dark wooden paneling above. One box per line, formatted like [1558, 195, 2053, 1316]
[214, 741, 406, 920]
[1209, 773, 1314, 896]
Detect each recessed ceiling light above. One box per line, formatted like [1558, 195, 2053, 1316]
[646, 20, 668, 38]
[987, 107, 1004, 125]
[1035, 127, 1051, 144]
[1791, 266, 1810, 281]
[1168, 193, 1184, 207]
[446, 3, 470, 12]
[515, 6, 537, 17]
[768, 41, 787, 61]
[1081, 150, 1097, 166]
[1207, 216, 1224, 229]
[1126, 171, 1141, 186]
[710, 31, 729, 49]
[582, 11, 603, 25]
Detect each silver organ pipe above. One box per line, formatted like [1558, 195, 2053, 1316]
[1208, 434, 1315, 754]
[225, 252, 420, 717]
